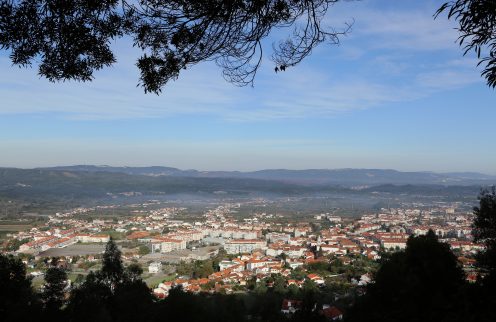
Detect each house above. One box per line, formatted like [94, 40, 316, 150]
[358, 273, 372, 286]
[381, 238, 407, 250]
[307, 273, 325, 285]
[148, 261, 162, 273]
[281, 299, 302, 314]
[150, 237, 187, 253]
[219, 259, 244, 271]
[322, 306, 343, 321]
[224, 239, 266, 254]
[153, 281, 172, 298]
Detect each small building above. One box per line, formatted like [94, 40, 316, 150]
[148, 261, 162, 274]
[281, 299, 302, 314]
[322, 306, 343, 321]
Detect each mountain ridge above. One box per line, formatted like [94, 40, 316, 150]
[31, 165, 496, 186]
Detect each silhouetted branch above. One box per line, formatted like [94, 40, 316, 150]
[0, 0, 353, 94]
[436, 0, 496, 88]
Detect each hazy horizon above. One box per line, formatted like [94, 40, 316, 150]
[2, 163, 495, 176]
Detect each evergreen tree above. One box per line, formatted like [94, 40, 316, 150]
[473, 187, 496, 285]
[101, 238, 124, 288]
[66, 271, 113, 322]
[124, 262, 143, 283]
[42, 266, 68, 312]
[347, 231, 466, 322]
[0, 254, 39, 322]
[469, 187, 496, 322]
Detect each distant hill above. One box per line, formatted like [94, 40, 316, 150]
[0, 167, 325, 201]
[0, 167, 490, 212]
[39, 165, 496, 186]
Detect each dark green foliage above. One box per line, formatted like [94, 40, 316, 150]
[125, 262, 143, 282]
[0, 0, 122, 82]
[436, 1, 496, 88]
[66, 271, 113, 322]
[306, 261, 331, 274]
[468, 187, 496, 322]
[101, 237, 124, 287]
[42, 266, 68, 312]
[176, 259, 215, 279]
[4, 237, 30, 251]
[0, 253, 39, 322]
[0, 0, 351, 94]
[109, 280, 154, 322]
[273, 275, 288, 295]
[473, 187, 496, 281]
[154, 287, 248, 322]
[138, 245, 150, 255]
[67, 239, 153, 322]
[347, 231, 467, 322]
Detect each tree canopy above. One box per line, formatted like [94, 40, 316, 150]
[0, 0, 352, 94]
[42, 265, 68, 313]
[473, 187, 496, 285]
[0, 254, 39, 322]
[436, 1, 496, 88]
[347, 231, 467, 322]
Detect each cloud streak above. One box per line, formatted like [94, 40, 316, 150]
[0, 2, 486, 122]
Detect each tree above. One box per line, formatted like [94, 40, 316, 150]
[42, 266, 68, 312]
[436, 1, 496, 88]
[125, 263, 143, 283]
[0, 0, 352, 94]
[4, 237, 29, 251]
[138, 245, 150, 256]
[66, 271, 113, 322]
[0, 254, 39, 322]
[473, 187, 496, 285]
[347, 231, 467, 322]
[254, 280, 268, 295]
[273, 275, 287, 295]
[101, 238, 124, 288]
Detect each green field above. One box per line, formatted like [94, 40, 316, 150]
[144, 273, 176, 288]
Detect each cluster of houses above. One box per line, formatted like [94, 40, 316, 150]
[9, 202, 483, 293]
[149, 204, 483, 299]
[17, 227, 109, 253]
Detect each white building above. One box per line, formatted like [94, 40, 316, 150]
[150, 237, 187, 253]
[224, 239, 266, 254]
[148, 261, 162, 273]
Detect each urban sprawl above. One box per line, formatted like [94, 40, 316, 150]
[3, 201, 482, 316]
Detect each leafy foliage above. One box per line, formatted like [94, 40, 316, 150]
[42, 266, 68, 312]
[176, 259, 215, 279]
[0, 0, 352, 94]
[0, 0, 123, 82]
[101, 237, 124, 287]
[473, 187, 496, 285]
[347, 231, 467, 322]
[0, 254, 39, 322]
[436, 1, 496, 88]
[138, 245, 150, 256]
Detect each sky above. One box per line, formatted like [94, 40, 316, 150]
[1, 0, 495, 174]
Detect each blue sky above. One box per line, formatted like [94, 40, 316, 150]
[1, 0, 495, 174]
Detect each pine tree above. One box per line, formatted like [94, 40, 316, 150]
[473, 187, 496, 285]
[100, 238, 124, 288]
[42, 266, 68, 312]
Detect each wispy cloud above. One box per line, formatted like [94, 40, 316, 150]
[0, 2, 486, 122]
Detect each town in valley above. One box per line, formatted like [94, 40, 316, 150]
[1, 197, 482, 318]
